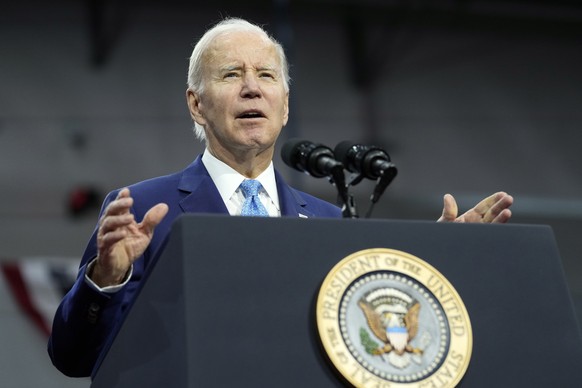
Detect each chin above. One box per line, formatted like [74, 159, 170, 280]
[240, 135, 277, 151]
[240, 129, 279, 144]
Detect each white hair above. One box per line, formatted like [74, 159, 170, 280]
[187, 18, 290, 141]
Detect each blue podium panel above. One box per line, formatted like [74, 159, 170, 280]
[92, 216, 582, 387]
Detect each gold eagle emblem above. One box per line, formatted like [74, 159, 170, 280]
[358, 288, 423, 358]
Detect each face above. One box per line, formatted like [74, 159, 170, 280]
[188, 31, 289, 159]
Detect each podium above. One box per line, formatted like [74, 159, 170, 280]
[91, 215, 582, 387]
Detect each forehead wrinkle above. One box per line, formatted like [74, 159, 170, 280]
[216, 52, 280, 69]
[205, 33, 281, 72]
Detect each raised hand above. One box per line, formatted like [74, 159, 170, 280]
[438, 192, 513, 224]
[91, 188, 168, 287]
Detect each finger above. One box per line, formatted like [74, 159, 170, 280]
[97, 228, 128, 255]
[482, 193, 514, 223]
[97, 213, 133, 247]
[105, 197, 133, 216]
[437, 194, 458, 222]
[109, 188, 131, 211]
[490, 208, 513, 224]
[472, 192, 507, 217]
[98, 213, 135, 235]
[117, 187, 130, 199]
[139, 203, 169, 235]
[102, 191, 134, 218]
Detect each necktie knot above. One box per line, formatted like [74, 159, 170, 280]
[240, 179, 269, 217]
[240, 179, 263, 199]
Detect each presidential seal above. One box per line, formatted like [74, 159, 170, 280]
[316, 248, 472, 387]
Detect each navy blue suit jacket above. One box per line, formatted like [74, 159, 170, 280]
[48, 156, 341, 377]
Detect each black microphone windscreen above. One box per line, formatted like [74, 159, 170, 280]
[333, 141, 355, 165]
[281, 138, 307, 169]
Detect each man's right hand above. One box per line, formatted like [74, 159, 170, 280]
[91, 188, 169, 287]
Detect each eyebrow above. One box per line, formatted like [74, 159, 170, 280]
[219, 64, 278, 72]
[257, 65, 277, 71]
[222, 65, 241, 71]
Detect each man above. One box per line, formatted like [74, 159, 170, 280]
[48, 18, 513, 378]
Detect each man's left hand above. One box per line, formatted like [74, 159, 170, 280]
[438, 192, 513, 223]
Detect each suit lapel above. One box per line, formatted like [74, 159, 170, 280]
[177, 156, 229, 214]
[176, 157, 310, 218]
[276, 170, 314, 218]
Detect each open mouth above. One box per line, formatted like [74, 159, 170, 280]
[237, 110, 266, 119]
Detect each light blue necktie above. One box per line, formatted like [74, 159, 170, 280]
[240, 179, 269, 217]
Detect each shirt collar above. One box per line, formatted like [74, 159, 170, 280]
[201, 149, 279, 207]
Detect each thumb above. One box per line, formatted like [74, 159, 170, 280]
[437, 194, 458, 222]
[140, 203, 169, 234]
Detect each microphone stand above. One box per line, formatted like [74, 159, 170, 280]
[370, 165, 398, 204]
[330, 165, 358, 218]
[365, 166, 398, 218]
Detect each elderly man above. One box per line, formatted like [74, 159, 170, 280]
[48, 18, 513, 377]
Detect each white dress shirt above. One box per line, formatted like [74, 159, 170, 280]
[202, 149, 281, 217]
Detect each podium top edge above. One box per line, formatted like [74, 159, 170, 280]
[172, 213, 553, 230]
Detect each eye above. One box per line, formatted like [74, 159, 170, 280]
[259, 71, 276, 80]
[224, 71, 240, 79]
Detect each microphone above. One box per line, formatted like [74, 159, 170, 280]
[334, 141, 396, 180]
[334, 141, 398, 205]
[281, 139, 344, 178]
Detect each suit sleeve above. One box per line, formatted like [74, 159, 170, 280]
[47, 190, 146, 377]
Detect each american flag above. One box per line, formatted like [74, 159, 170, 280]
[1, 257, 79, 336]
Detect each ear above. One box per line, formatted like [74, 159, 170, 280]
[186, 89, 206, 126]
[282, 92, 290, 126]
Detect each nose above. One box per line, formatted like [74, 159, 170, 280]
[240, 72, 262, 98]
